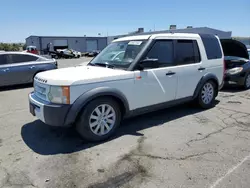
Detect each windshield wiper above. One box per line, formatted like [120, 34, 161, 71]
[92, 62, 115, 69]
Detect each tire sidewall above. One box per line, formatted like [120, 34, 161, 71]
[198, 80, 216, 108]
[76, 97, 121, 142]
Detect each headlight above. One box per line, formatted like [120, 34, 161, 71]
[48, 86, 70, 104]
[226, 67, 243, 75]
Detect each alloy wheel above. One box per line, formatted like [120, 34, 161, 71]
[89, 104, 116, 136]
[201, 82, 214, 104]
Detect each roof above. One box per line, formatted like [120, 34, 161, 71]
[113, 33, 201, 42]
[113, 35, 151, 42]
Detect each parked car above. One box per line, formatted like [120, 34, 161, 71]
[220, 39, 250, 89]
[29, 33, 225, 142]
[71, 50, 81, 58]
[87, 50, 100, 57]
[26, 45, 39, 55]
[223, 56, 250, 89]
[0, 52, 57, 87]
[248, 49, 250, 58]
[56, 49, 75, 58]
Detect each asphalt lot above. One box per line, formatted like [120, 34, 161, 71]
[0, 58, 250, 188]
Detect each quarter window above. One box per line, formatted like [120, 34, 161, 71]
[175, 40, 200, 65]
[9, 54, 38, 64]
[199, 34, 222, 59]
[144, 40, 174, 67]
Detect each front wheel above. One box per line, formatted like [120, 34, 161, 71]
[197, 81, 216, 109]
[76, 97, 121, 142]
[244, 73, 250, 90]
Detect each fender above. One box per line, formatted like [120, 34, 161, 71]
[64, 87, 130, 125]
[193, 73, 219, 99]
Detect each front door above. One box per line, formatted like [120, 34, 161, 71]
[7, 53, 40, 84]
[133, 40, 178, 109]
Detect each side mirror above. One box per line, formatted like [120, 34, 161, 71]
[138, 58, 159, 70]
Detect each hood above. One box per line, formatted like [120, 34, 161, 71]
[35, 66, 134, 86]
[78, 61, 90, 66]
[220, 39, 249, 59]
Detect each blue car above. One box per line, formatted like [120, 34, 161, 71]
[0, 52, 57, 87]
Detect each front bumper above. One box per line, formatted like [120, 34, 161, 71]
[224, 73, 246, 86]
[29, 92, 71, 127]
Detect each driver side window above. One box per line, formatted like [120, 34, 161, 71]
[145, 40, 174, 68]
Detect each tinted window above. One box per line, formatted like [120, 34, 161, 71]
[199, 34, 222, 59]
[0, 55, 8, 65]
[145, 40, 174, 67]
[176, 40, 200, 65]
[9, 54, 38, 64]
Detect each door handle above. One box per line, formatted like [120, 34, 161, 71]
[2, 68, 9, 72]
[29, 66, 35, 69]
[198, 67, 206, 71]
[166, 71, 176, 76]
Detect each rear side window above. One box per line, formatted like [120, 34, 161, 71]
[175, 40, 201, 65]
[199, 34, 222, 60]
[9, 54, 38, 64]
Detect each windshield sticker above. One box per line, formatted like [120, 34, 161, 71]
[128, 41, 143, 45]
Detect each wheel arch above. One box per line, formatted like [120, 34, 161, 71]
[64, 87, 130, 125]
[193, 73, 219, 99]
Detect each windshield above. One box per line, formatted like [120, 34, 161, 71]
[88, 40, 147, 69]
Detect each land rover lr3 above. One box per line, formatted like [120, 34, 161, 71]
[29, 33, 224, 142]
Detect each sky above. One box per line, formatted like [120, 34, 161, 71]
[0, 0, 249, 43]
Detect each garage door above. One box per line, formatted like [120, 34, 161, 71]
[86, 40, 98, 52]
[53, 39, 68, 47]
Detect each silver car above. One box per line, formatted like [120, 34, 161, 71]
[0, 52, 57, 87]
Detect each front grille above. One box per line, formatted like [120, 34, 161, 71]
[34, 81, 48, 101]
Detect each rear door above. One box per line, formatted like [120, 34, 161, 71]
[7, 53, 39, 84]
[173, 39, 204, 99]
[0, 54, 12, 86]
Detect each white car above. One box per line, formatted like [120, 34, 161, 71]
[29, 33, 224, 142]
[57, 49, 81, 58]
[71, 50, 81, 58]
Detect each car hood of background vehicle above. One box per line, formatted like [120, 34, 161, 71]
[224, 56, 250, 69]
[220, 39, 249, 59]
[35, 66, 134, 85]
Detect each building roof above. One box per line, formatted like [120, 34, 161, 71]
[26, 35, 107, 40]
[113, 27, 232, 39]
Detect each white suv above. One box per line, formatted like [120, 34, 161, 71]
[29, 33, 224, 141]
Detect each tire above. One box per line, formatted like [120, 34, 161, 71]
[244, 73, 250, 90]
[76, 97, 122, 142]
[197, 80, 216, 109]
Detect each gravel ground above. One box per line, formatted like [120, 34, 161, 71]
[0, 58, 250, 188]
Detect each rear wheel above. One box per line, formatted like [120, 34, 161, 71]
[197, 81, 216, 109]
[76, 97, 121, 142]
[244, 73, 250, 90]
